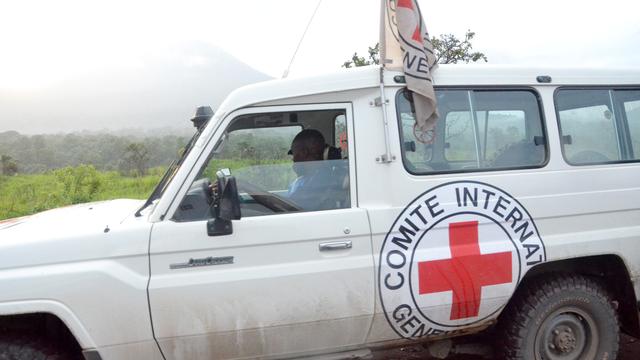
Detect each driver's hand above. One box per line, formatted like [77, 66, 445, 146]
[209, 182, 218, 197]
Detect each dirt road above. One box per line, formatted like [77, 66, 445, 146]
[372, 335, 640, 359]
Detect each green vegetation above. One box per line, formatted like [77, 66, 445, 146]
[0, 127, 301, 221]
[0, 165, 163, 220]
[0, 130, 188, 174]
[1, 155, 18, 175]
[0, 130, 190, 220]
[342, 30, 487, 68]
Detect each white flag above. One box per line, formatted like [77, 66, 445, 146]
[380, 0, 438, 135]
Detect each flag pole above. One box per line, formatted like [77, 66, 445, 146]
[379, 0, 386, 64]
[378, 68, 394, 164]
[378, 0, 394, 163]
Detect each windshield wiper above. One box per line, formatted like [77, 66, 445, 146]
[135, 160, 178, 217]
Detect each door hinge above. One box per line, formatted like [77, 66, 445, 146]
[375, 154, 396, 163]
[371, 97, 389, 107]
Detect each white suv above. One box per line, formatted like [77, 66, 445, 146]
[1, 65, 639, 360]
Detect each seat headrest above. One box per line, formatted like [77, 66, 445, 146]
[324, 145, 342, 160]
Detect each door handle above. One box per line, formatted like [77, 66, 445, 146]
[319, 241, 352, 251]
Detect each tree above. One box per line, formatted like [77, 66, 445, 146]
[1, 155, 18, 175]
[432, 30, 487, 64]
[121, 143, 150, 176]
[342, 30, 487, 67]
[0, 131, 189, 174]
[342, 43, 380, 68]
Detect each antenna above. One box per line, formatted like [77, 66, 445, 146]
[282, 0, 323, 78]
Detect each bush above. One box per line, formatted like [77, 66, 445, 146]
[52, 165, 103, 204]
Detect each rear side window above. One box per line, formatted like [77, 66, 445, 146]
[444, 114, 474, 162]
[619, 90, 640, 160]
[555, 89, 640, 164]
[397, 89, 547, 174]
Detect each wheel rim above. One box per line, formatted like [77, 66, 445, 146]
[535, 306, 598, 360]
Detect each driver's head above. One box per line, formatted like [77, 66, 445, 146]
[290, 129, 325, 163]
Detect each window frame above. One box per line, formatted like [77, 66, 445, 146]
[163, 103, 357, 222]
[333, 113, 348, 152]
[620, 93, 640, 159]
[554, 86, 640, 166]
[396, 86, 550, 176]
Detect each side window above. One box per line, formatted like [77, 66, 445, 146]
[400, 112, 433, 167]
[480, 110, 527, 159]
[217, 126, 300, 191]
[444, 111, 475, 162]
[618, 90, 640, 160]
[556, 90, 621, 164]
[555, 89, 640, 165]
[397, 89, 546, 174]
[174, 109, 350, 221]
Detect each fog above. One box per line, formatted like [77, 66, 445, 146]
[0, 43, 270, 134]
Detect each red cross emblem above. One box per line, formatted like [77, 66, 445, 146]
[396, 0, 423, 43]
[418, 221, 512, 320]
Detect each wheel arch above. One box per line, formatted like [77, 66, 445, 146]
[517, 254, 640, 338]
[0, 300, 96, 349]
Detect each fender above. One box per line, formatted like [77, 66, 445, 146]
[0, 299, 96, 349]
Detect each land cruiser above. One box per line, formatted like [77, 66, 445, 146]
[0, 65, 639, 360]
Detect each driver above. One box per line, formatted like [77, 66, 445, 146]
[287, 129, 339, 211]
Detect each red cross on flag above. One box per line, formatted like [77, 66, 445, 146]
[380, 0, 439, 134]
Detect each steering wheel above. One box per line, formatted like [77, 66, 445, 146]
[236, 179, 302, 213]
[184, 177, 214, 205]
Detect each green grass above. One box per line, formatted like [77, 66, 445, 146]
[0, 159, 294, 221]
[0, 165, 162, 221]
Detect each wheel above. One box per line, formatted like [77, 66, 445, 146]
[0, 336, 71, 360]
[499, 274, 619, 360]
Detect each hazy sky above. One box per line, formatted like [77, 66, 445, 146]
[0, 0, 639, 132]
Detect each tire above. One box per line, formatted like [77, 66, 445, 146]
[0, 336, 70, 360]
[499, 274, 619, 360]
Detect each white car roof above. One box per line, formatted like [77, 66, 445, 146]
[215, 65, 640, 117]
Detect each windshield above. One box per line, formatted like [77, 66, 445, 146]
[135, 126, 208, 216]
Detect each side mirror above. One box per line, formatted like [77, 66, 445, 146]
[207, 169, 241, 236]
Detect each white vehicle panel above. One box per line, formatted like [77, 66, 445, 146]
[149, 209, 375, 359]
[0, 200, 157, 358]
[360, 85, 640, 343]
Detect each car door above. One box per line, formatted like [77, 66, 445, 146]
[148, 103, 375, 359]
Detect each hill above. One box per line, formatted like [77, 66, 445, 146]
[0, 43, 271, 134]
